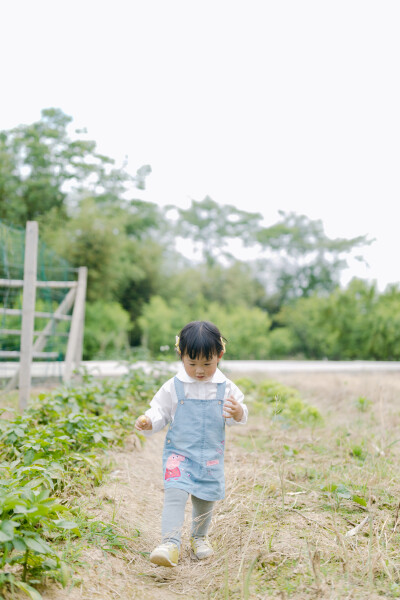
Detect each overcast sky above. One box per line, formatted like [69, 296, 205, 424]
[1, 1, 399, 289]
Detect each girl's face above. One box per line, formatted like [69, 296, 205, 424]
[182, 352, 223, 381]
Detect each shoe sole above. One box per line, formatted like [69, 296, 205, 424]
[150, 552, 178, 567]
[190, 549, 214, 560]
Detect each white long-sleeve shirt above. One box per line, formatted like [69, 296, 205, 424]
[144, 364, 248, 434]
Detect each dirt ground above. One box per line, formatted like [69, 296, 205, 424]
[38, 371, 400, 600]
[42, 424, 253, 600]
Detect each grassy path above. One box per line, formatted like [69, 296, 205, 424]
[42, 417, 272, 599]
[41, 372, 400, 599]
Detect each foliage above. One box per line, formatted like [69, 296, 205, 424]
[275, 295, 334, 359]
[83, 300, 131, 360]
[0, 108, 151, 226]
[0, 368, 164, 598]
[169, 196, 263, 266]
[169, 200, 370, 313]
[2, 109, 399, 362]
[267, 327, 298, 358]
[160, 261, 268, 312]
[321, 483, 367, 507]
[355, 396, 372, 412]
[277, 279, 400, 360]
[241, 379, 322, 426]
[138, 296, 272, 359]
[256, 211, 371, 310]
[205, 303, 272, 359]
[137, 278, 400, 361]
[231, 377, 257, 396]
[138, 296, 184, 357]
[40, 198, 154, 302]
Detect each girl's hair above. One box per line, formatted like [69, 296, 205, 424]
[177, 321, 226, 360]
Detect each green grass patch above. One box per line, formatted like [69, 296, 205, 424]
[234, 377, 322, 427]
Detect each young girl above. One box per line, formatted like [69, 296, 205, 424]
[135, 320, 248, 568]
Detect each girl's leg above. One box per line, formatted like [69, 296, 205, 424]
[161, 487, 189, 547]
[191, 495, 215, 538]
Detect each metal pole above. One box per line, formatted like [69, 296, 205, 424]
[18, 221, 38, 410]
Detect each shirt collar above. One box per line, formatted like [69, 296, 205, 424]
[176, 363, 227, 383]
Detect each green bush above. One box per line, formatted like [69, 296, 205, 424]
[232, 377, 257, 396]
[84, 280, 400, 362]
[83, 300, 130, 359]
[277, 280, 400, 360]
[205, 303, 272, 359]
[248, 379, 322, 427]
[138, 297, 272, 359]
[267, 327, 297, 358]
[138, 296, 185, 357]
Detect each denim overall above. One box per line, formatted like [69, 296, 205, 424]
[162, 377, 226, 501]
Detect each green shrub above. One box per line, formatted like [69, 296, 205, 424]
[233, 377, 257, 396]
[138, 296, 182, 357]
[138, 297, 272, 359]
[83, 300, 130, 359]
[267, 327, 297, 358]
[354, 396, 372, 412]
[251, 379, 322, 427]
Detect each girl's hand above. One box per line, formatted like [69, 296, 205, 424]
[223, 396, 244, 422]
[135, 415, 153, 431]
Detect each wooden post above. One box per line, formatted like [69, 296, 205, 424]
[74, 272, 87, 366]
[64, 267, 87, 383]
[18, 221, 38, 410]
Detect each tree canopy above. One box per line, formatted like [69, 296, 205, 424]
[0, 108, 151, 224]
[0, 108, 386, 361]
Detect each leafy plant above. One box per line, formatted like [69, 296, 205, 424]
[232, 377, 257, 396]
[244, 379, 322, 427]
[350, 444, 367, 461]
[0, 368, 162, 598]
[321, 483, 367, 508]
[355, 396, 372, 412]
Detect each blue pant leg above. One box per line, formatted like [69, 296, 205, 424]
[161, 488, 189, 547]
[191, 495, 215, 538]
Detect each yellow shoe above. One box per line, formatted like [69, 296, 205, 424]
[150, 542, 179, 567]
[190, 536, 214, 559]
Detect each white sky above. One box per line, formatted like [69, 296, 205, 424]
[1, 0, 399, 289]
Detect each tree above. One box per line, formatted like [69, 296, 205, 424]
[0, 133, 21, 224]
[41, 197, 165, 304]
[169, 199, 370, 313]
[170, 196, 263, 266]
[84, 300, 131, 359]
[256, 211, 372, 311]
[276, 279, 400, 360]
[160, 261, 268, 310]
[0, 108, 151, 225]
[138, 296, 272, 359]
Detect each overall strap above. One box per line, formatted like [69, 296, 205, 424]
[174, 377, 186, 401]
[216, 381, 226, 401]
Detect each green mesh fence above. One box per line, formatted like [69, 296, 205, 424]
[0, 221, 78, 386]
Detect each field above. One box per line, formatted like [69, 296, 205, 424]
[2, 369, 400, 599]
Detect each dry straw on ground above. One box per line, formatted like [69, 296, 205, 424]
[10, 371, 400, 599]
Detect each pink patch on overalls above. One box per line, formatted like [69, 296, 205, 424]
[165, 454, 185, 480]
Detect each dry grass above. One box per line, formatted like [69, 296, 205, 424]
[24, 372, 400, 599]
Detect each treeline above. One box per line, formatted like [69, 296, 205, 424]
[1, 108, 399, 361]
[138, 279, 400, 360]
